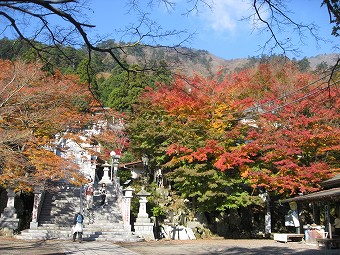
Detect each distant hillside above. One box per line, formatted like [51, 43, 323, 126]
[0, 38, 338, 76]
[107, 43, 339, 76]
[307, 53, 340, 70]
[167, 51, 340, 76]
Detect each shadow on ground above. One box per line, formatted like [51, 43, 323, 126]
[0, 239, 64, 255]
[118, 239, 340, 255]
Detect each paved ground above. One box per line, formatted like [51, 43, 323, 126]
[119, 239, 340, 255]
[1, 237, 340, 255]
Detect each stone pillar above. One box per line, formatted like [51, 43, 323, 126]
[30, 187, 44, 229]
[0, 188, 20, 231]
[122, 187, 134, 231]
[90, 162, 97, 184]
[100, 161, 111, 184]
[134, 188, 155, 240]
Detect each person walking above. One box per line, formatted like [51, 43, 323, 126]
[72, 212, 84, 242]
[334, 214, 340, 236]
[99, 183, 107, 206]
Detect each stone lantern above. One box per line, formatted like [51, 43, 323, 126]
[110, 151, 120, 181]
[134, 187, 155, 240]
[0, 188, 20, 231]
[100, 161, 111, 184]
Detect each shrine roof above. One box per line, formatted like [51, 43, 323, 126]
[280, 187, 340, 203]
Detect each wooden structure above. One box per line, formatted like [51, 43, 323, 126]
[280, 174, 340, 247]
[281, 175, 340, 232]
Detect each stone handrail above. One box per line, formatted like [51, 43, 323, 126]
[113, 177, 123, 211]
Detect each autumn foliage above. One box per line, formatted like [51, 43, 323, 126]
[0, 60, 101, 190]
[129, 61, 340, 210]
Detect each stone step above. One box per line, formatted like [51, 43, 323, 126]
[16, 180, 139, 242]
[16, 228, 143, 242]
[39, 221, 74, 226]
[38, 222, 125, 229]
[35, 224, 71, 230]
[21, 228, 132, 234]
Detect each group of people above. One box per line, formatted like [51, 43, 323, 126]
[84, 178, 107, 210]
[71, 177, 108, 242]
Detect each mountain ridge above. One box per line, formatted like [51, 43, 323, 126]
[0, 38, 338, 76]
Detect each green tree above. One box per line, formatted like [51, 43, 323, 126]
[296, 57, 311, 72]
[315, 61, 329, 73]
[97, 64, 171, 112]
[75, 58, 97, 84]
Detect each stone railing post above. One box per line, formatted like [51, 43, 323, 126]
[122, 187, 134, 231]
[30, 186, 45, 229]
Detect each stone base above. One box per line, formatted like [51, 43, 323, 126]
[134, 222, 154, 241]
[0, 217, 20, 230]
[124, 223, 132, 231]
[136, 217, 151, 223]
[30, 222, 39, 229]
[1, 208, 17, 218]
[0, 227, 14, 236]
[99, 177, 111, 184]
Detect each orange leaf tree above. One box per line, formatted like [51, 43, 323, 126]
[0, 60, 111, 190]
[128, 61, 339, 212]
[128, 73, 262, 211]
[243, 65, 340, 195]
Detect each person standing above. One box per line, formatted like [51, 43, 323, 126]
[99, 183, 107, 206]
[334, 214, 340, 236]
[72, 212, 84, 242]
[85, 183, 94, 210]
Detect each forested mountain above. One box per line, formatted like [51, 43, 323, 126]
[0, 38, 338, 76]
[0, 38, 338, 113]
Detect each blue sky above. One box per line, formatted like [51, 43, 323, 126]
[85, 0, 339, 60]
[0, 0, 337, 60]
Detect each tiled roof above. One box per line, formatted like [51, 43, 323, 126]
[280, 187, 340, 203]
[321, 174, 340, 187]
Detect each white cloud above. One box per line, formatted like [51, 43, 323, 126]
[203, 0, 252, 32]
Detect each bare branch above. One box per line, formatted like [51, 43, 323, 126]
[0, 0, 210, 75]
[247, 0, 328, 57]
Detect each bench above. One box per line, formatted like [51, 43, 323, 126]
[316, 237, 340, 249]
[274, 233, 305, 243]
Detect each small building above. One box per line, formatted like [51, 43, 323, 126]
[280, 174, 340, 240]
[120, 161, 145, 179]
[120, 161, 166, 188]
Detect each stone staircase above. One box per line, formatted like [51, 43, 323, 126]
[16, 181, 143, 242]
